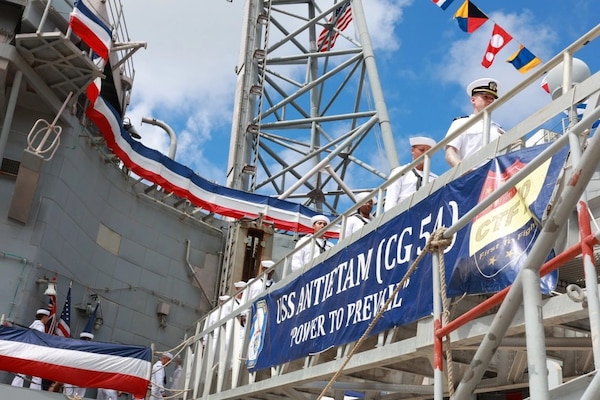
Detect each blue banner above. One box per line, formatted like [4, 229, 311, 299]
[247, 144, 568, 370]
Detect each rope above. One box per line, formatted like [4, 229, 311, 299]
[429, 228, 455, 399]
[148, 338, 194, 400]
[317, 228, 450, 400]
[160, 336, 194, 362]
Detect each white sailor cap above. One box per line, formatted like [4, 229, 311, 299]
[310, 215, 330, 226]
[79, 331, 94, 340]
[36, 308, 50, 316]
[234, 281, 247, 289]
[260, 260, 275, 269]
[163, 352, 173, 359]
[409, 136, 436, 148]
[219, 295, 230, 302]
[467, 78, 499, 99]
[355, 192, 376, 204]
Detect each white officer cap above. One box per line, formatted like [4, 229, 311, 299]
[467, 78, 499, 99]
[163, 352, 173, 359]
[260, 260, 275, 269]
[36, 309, 50, 316]
[310, 215, 330, 226]
[409, 136, 436, 148]
[219, 295, 230, 302]
[234, 281, 247, 289]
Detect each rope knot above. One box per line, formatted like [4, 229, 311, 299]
[427, 227, 453, 252]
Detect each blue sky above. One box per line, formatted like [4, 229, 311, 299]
[121, 0, 599, 202]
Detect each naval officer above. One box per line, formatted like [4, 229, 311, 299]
[444, 78, 505, 167]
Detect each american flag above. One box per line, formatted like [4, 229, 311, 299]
[317, 2, 353, 52]
[56, 286, 72, 338]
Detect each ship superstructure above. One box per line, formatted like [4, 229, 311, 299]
[0, 0, 227, 394]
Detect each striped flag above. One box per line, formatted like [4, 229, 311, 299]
[55, 286, 72, 338]
[317, 2, 353, 52]
[69, 0, 113, 60]
[432, 0, 454, 11]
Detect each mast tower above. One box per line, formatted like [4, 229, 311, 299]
[226, 0, 399, 215]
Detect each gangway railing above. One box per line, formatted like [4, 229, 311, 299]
[439, 100, 600, 399]
[181, 24, 600, 400]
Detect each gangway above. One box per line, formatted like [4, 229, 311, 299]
[178, 23, 600, 400]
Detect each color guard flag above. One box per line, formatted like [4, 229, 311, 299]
[481, 24, 512, 68]
[55, 286, 72, 338]
[506, 45, 542, 73]
[46, 293, 57, 335]
[317, 2, 353, 52]
[69, 0, 113, 60]
[454, 0, 488, 33]
[432, 0, 454, 11]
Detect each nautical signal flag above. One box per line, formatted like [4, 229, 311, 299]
[506, 45, 541, 73]
[454, 0, 488, 33]
[541, 75, 550, 93]
[432, 0, 454, 11]
[481, 24, 512, 68]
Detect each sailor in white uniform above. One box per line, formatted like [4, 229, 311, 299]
[291, 215, 333, 272]
[63, 324, 96, 398]
[345, 192, 375, 237]
[150, 352, 173, 400]
[385, 136, 438, 212]
[11, 308, 50, 390]
[445, 78, 505, 167]
[249, 261, 275, 300]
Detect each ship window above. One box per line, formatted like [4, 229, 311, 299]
[0, 158, 20, 177]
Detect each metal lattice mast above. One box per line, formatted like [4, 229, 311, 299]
[226, 0, 399, 215]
